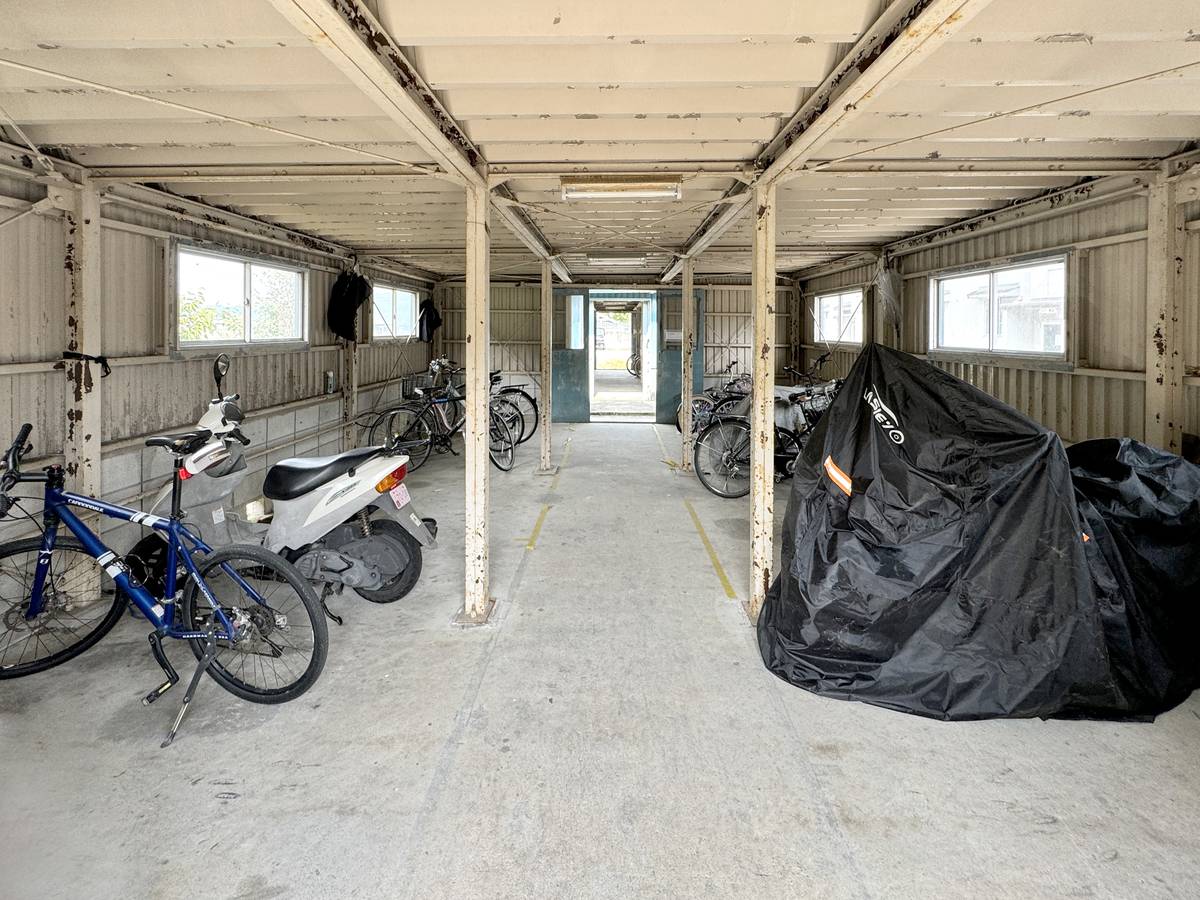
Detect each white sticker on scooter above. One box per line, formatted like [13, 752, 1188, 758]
[389, 483, 411, 508]
[211, 506, 226, 524]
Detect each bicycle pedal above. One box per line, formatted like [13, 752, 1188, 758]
[142, 680, 173, 706]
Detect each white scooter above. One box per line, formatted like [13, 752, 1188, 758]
[125, 355, 437, 622]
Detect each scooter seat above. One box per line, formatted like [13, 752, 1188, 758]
[263, 446, 382, 501]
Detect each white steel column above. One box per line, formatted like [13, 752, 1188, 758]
[749, 182, 777, 619]
[680, 258, 696, 471]
[462, 183, 493, 622]
[64, 175, 102, 498]
[537, 258, 557, 474]
[1144, 172, 1184, 454]
[342, 337, 358, 451]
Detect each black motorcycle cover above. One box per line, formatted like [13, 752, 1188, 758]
[757, 344, 1198, 720]
[1067, 438, 1200, 716]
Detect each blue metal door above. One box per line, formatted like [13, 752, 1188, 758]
[552, 289, 590, 422]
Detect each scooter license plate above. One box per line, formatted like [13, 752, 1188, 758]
[389, 483, 411, 508]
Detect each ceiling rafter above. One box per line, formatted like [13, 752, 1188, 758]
[661, 0, 995, 282]
[265, 0, 571, 281]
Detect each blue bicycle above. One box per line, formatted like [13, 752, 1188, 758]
[0, 423, 328, 746]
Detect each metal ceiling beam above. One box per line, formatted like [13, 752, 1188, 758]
[790, 159, 1159, 178]
[266, 0, 571, 279]
[661, 0, 993, 282]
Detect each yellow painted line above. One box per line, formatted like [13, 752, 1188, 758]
[684, 498, 737, 600]
[652, 425, 679, 469]
[550, 438, 572, 492]
[526, 504, 551, 551]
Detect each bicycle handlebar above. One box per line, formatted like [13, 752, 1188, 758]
[6, 422, 32, 472]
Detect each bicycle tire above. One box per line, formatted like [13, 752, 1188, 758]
[383, 405, 433, 472]
[0, 537, 125, 679]
[693, 419, 752, 499]
[491, 396, 526, 444]
[488, 409, 516, 471]
[181, 544, 327, 704]
[366, 405, 402, 446]
[498, 387, 538, 444]
[774, 428, 801, 480]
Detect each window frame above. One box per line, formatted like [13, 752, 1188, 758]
[811, 288, 865, 346]
[175, 245, 308, 350]
[371, 283, 420, 341]
[928, 255, 1068, 361]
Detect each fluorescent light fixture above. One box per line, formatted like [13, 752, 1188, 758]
[562, 175, 682, 201]
[586, 252, 648, 267]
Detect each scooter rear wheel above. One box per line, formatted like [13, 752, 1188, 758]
[354, 520, 423, 603]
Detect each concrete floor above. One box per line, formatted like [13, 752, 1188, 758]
[3, 423, 1199, 899]
[592, 369, 653, 416]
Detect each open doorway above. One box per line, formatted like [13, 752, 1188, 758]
[589, 290, 656, 420]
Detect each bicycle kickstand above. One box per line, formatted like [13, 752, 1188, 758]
[161, 632, 217, 749]
[142, 631, 179, 706]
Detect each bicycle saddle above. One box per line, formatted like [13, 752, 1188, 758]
[489, 371, 503, 386]
[145, 431, 212, 455]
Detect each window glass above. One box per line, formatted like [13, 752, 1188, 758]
[568, 294, 585, 350]
[372, 286, 396, 338]
[991, 260, 1065, 355]
[932, 259, 1066, 357]
[813, 290, 863, 344]
[249, 264, 304, 341]
[396, 290, 417, 336]
[937, 272, 990, 350]
[178, 248, 305, 346]
[372, 286, 419, 339]
[178, 251, 245, 344]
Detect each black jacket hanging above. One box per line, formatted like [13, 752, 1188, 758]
[418, 298, 442, 343]
[327, 270, 371, 342]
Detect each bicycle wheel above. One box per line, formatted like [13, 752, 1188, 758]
[498, 388, 538, 444]
[676, 395, 716, 434]
[366, 406, 402, 446]
[0, 537, 125, 679]
[488, 409, 516, 471]
[712, 395, 743, 420]
[491, 396, 526, 444]
[774, 428, 801, 480]
[693, 419, 752, 499]
[180, 544, 327, 704]
[382, 405, 433, 472]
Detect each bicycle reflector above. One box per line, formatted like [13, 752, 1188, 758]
[374, 463, 408, 493]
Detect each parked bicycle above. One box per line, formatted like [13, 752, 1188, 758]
[675, 359, 752, 434]
[692, 355, 842, 499]
[626, 351, 642, 378]
[371, 360, 517, 472]
[0, 423, 328, 747]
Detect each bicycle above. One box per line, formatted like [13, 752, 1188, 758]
[626, 352, 642, 378]
[691, 356, 841, 499]
[675, 359, 751, 434]
[373, 377, 517, 472]
[0, 423, 328, 747]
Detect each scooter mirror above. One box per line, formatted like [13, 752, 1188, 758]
[213, 353, 231, 393]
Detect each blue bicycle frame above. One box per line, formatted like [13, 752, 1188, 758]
[29, 479, 248, 641]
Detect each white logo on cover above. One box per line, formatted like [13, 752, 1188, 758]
[864, 385, 905, 444]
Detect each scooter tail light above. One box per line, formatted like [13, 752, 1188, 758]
[178, 468, 193, 481]
[375, 463, 408, 493]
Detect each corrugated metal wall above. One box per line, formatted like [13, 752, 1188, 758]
[434, 282, 795, 387]
[799, 175, 1199, 445]
[0, 174, 431, 547]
